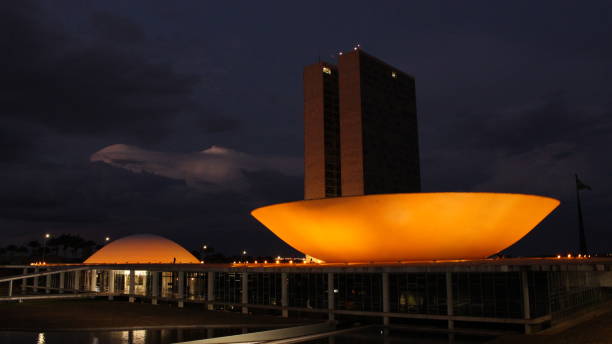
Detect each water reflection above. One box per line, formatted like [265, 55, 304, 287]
[133, 329, 146, 344]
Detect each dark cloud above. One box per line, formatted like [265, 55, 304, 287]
[90, 11, 146, 44]
[199, 116, 243, 134]
[0, 2, 199, 142]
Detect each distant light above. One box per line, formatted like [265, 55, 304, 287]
[254, 260, 258, 264]
[105, 237, 110, 242]
[203, 245, 208, 250]
[242, 250, 247, 255]
[567, 254, 572, 258]
[322, 66, 331, 75]
[289, 260, 294, 264]
[353, 47, 358, 51]
[391, 71, 397, 78]
[233, 261, 236, 264]
[277, 256, 281, 260]
[45, 233, 50, 239]
[200, 260, 204, 264]
[264, 260, 268, 264]
[557, 255, 561, 259]
[333, 288, 339, 294]
[338, 52, 343, 56]
[275, 260, 280, 264]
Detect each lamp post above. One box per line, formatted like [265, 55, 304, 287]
[42, 233, 50, 263]
[242, 250, 247, 263]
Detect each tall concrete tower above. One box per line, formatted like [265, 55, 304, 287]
[303, 49, 420, 200]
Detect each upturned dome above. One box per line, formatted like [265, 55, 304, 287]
[84, 234, 199, 264]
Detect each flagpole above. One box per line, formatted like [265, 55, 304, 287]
[575, 174, 588, 255]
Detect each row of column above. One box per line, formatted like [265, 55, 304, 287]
[18, 268, 74, 296]
[13, 268, 533, 333]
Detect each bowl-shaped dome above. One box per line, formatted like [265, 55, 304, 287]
[251, 193, 560, 263]
[84, 234, 199, 264]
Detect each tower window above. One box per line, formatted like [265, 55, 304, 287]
[322, 67, 332, 75]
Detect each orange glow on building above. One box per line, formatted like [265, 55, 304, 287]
[251, 193, 560, 263]
[84, 234, 200, 264]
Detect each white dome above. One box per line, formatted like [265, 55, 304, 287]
[84, 234, 199, 264]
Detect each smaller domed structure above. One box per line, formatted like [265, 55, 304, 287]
[84, 234, 199, 264]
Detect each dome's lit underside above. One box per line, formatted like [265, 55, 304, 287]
[84, 234, 199, 264]
[251, 193, 560, 263]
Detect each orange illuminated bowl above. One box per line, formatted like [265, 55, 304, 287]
[251, 193, 560, 263]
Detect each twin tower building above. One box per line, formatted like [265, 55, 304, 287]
[303, 49, 421, 199]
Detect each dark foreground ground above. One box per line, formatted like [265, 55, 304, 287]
[0, 299, 309, 330]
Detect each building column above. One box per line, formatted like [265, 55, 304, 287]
[59, 272, 65, 294]
[33, 268, 39, 293]
[107, 270, 115, 300]
[8, 280, 13, 297]
[21, 268, 27, 294]
[177, 271, 185, 308]
[327, 272, 336, 321]
[281, 272, 288, 318]
[241, 272, 249, 314]
[382, 272, 390, 326]
[90, 269, 97, 292]
[74, 270, 80, 293]
[207, 271, 215, 310]
[522, 270, 532, 334]
[129, 270, 135, 302]
[45, 269, 51, 294]
[151, 271, 159, 305]
[446, 272, 454, 330]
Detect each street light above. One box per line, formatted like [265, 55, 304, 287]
[42, 233, 50, 263]
[242, 250, 247, 263]
[105, 237, 110, 242]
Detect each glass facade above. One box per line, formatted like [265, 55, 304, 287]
[248, 273, 281, 306]
[535, 270, 602, 318]
[214, 272, 243, 305]
[334, 273, 382, 312]
[389, 272, 446, 315]
[186, 272, 208, 300]
[453, 272, 523, 319]
[288, 273, 328, 309]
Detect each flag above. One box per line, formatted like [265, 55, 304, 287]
[575, 174, 592, 191]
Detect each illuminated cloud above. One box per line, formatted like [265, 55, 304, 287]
[91, 144, 301, 192]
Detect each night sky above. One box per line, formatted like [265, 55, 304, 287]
[1, 1, 611, 257]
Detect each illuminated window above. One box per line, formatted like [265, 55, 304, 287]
[391, 71, 397, 78]
[322, 67, 332, 75]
